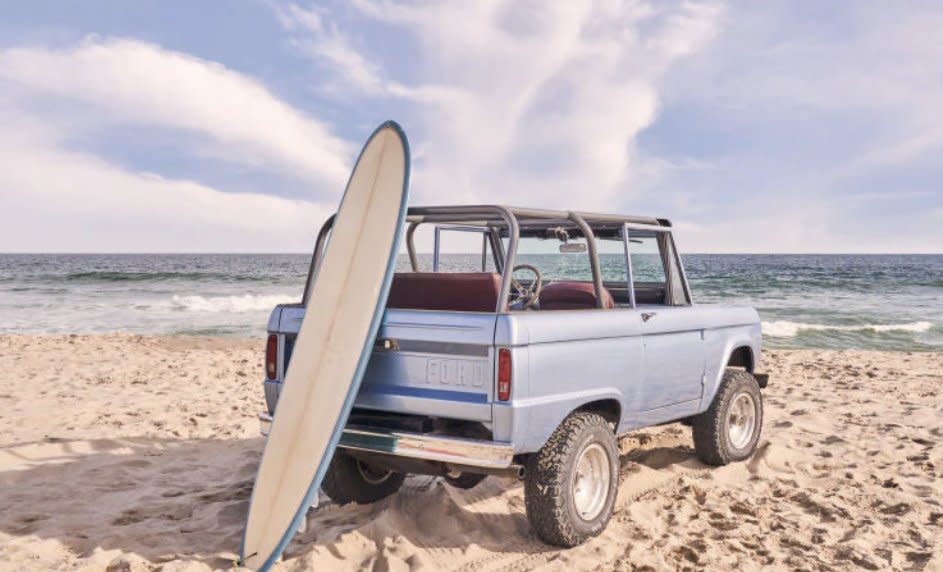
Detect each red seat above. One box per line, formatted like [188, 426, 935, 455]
[539, 281, 614, 310]
[387, 272, 501, 312]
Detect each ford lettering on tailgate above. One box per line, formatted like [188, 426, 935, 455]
[426, 358, 485, 387]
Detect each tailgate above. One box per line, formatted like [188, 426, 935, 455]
[358, 309, 497, 422]
[277, 307, 497, 422]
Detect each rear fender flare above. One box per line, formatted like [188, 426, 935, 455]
[514, 389, 624, 453]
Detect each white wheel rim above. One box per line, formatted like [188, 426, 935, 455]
[727, 392, 757, 450]
[357, 461, 392, 485]
[571, 442, 611, 521]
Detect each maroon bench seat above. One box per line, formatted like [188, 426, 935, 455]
[387, 272, 501, 312]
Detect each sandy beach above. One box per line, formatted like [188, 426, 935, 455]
[0, 334, 940, 571]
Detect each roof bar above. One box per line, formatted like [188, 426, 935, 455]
[567, 211, 605, 308]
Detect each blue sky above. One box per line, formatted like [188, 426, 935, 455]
[0, 1, 940, 252]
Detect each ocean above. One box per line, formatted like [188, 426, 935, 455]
[0, 253, 940, 351]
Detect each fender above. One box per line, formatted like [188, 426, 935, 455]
[497, 387, 625, 453]
[700, 321, 762, 411]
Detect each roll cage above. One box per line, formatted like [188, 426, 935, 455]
[303, 205, 690, 313]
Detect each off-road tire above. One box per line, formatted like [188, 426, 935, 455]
[692, 368, 763, 466]
[444, 472, 487, 490]
[321, 451, 405, 505]
[524, 412, 619, 547]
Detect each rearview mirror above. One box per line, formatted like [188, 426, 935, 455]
[559, 243, 587, 253]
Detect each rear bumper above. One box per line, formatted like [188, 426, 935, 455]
[258, 413, 514, 470]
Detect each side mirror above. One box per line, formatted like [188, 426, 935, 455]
[559, 243, 587, 253]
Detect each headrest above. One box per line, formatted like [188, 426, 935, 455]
[539, 281, 614, 310]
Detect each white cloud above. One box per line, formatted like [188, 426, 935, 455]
[618, 1, 943, 252]
[7, 2, 934, 254]
[661, 3, 943, 172]
[0, 115, 334, 252]
[0, 37, 353, 188]
[279, 4, 384, 94]
[279, 1, 724, 209]
[275, 2, 325, 33]
[0, 37, 357, 252]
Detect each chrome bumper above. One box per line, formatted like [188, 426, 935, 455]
[258, 413, 514, 470]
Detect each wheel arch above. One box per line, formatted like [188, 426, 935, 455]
[573, 398, 622, 431]
[726, 345, 755, 373]
[700, 325, 762, 413]
[514, 390, 624, 453]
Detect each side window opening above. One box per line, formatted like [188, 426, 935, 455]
[659, 234, 689, 306]
[628, 235, 666, 305]
[628, 233, 689, 306]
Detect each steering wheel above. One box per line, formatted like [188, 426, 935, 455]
[510, 264, 543, 309]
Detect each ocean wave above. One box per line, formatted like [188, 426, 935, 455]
[64, 271, 271, 282]
[763, 320, 934, 338]
[170, 294, 296, 313]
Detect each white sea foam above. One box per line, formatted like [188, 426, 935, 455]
[762, 320, 934, 338]
[171, 294, 295, 313]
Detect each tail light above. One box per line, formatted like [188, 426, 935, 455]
[265, 334, 278, 379]
[497, 348, 511, 401]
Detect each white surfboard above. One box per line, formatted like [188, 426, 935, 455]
[240, 121, 410, 571]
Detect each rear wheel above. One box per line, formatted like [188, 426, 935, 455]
[692, 369, 763, 466]
[524, 412, 619, 547]
[321, 451, 405, 505]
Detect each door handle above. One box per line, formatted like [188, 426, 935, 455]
[641, 312, 657, 322]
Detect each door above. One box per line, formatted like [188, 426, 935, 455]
[639, 307, 705, 412]
[628, 232, 705, 421]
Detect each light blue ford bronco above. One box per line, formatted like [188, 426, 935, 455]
[259, 205, 768, 546]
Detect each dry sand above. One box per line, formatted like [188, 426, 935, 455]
[0, 334, 941, 571]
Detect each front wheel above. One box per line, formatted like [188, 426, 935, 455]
[321, 451, 405, 505]
[692, 369, 763, 466]
[524, 412, 619, 547]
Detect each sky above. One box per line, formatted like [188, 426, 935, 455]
[0, 1, 940, 253]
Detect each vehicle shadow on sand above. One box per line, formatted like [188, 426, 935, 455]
[622, 444, 699, 470]
[0, 430, 703, 568]
[285, 432, 706, 565]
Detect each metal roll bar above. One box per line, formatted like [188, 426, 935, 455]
[408, 205, 519, 312]
[405, 222, 420, 271]
[302, 214, 335, 306]
[567, 211, 605, 308]
[302, 205, 670, 312]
